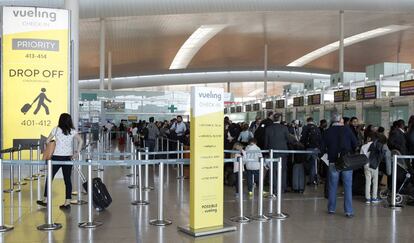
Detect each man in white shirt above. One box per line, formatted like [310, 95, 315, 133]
[170, 115, 187, 142]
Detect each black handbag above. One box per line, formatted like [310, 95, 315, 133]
[334, 127, 368, 172]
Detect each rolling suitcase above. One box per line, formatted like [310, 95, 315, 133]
[21, 103, 32, 114]
[292, 163, 305, 192]
[75, 166, 112, 210]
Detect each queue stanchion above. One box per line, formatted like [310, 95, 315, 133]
[230, 157, 250, 223]
[71, 152, 87, 205]
[180, 143, 185, 179]
[252, 157, 269, 222]
[265, 149, 276, 199]
[132, 151, 149, 206]
[79, 159, 102, 228]
[35, 141, 45, 177]
[388, 155, 402, 209]
[143, 147, 153, 191]
[149, 161, 171, 226]
[36, 145, 42, 201]
[37, 160, 62, 231]
[176, 143, 184, 180]
[25, 146, 37, 181]
[97, 140, 104, 172]
[270, 157, 289, 219]
[4, 151, 20, 193]
[126, 139, 134, 177]
[15, 145, 27, 187]
[128, 146, 139, 189]
[0, 158, 14, 232]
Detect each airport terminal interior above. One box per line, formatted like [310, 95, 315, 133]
[2, 0, 414, 242]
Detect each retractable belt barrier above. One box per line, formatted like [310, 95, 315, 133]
[0, 148, 316, 231]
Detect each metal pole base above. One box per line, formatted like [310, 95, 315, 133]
[24, 176, 38, 181]
[270, 213, 289, 219]
[70, 199, 88, 205]
[229, 216, 250, 223]
[251, 215, 270, 222]
[386, 205, 403, 211]
[128, 185, 139, 189]
[143, 186, 154, 191]
[78, 221, 103, 228]
[131, 200, 149, 206]
[14, 181, 27, 186]
[0, 225, 14, 232]
[4, 188, 21, 193]
[37, 223, 62, 231]
[149, 219, 172, 226]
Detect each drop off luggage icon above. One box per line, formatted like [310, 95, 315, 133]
[21, 103, 33, 115]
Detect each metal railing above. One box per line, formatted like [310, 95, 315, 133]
[388, 154, 414, 209]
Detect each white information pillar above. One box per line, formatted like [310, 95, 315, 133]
[108, 51, 112, 90]
[339, 10, 344, 73]
[99, 18, 106, 90]
[263, 44, 268, 98]
[66, 0, 79, 128]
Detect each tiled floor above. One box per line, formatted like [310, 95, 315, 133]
[1, 163, 414, 243]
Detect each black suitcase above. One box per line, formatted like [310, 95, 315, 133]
[292, 163, 305, 192]
[21, 103, 32, 114]
[75, 166, 112, 210]
[83, 178, 112, 210]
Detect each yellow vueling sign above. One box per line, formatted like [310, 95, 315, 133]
[189, 87, 224, 230]
[1, 7, 70, 153]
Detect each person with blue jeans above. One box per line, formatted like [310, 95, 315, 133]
[323, 113, 357, 218]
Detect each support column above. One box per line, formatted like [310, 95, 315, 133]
[292, 108, 297, 121]
[339, 10, 344, 73]
[380, 101, 390, 132]
[409, 99, 414, 120]
[108, 51, 112, 90]
[319, 105, 325, 123]
[356, 102, 363, 121]
[305, 106, 311, 120]
[66, 0, 79, 129]
[227, 82, 230, 93]
[263, 44, 268, 98]
[99, 18, 106, 90]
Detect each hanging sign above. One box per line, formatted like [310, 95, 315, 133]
[1, 7, 70, 153]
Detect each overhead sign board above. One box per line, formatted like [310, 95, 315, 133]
[275, 100, 285, 109]
[1, 7, 70, 155]
[334, 89, 350, 103]
[265, 101, 274, 109]
[253, 103, 261, 111]
[356, 85, 377, 100]
[307, 94, 321, 105]
[236, 106, 242, 113]
[400, 80, 414, 96]
[245, 104, 252, 112]
[293, 96, 304, 107]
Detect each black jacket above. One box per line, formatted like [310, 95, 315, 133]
[323, 125, 358, 163]
[388, 129, 408, 155]
[407, 129, 414, 155]
[264, 123, 291, 151]
[254, 118, 274, 149]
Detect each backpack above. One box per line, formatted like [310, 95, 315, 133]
[304, 124, 321, 149]
[368, 140, 384, 169]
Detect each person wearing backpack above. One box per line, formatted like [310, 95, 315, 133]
[300, 117, 323, 185]
[361, 133, 382, 204]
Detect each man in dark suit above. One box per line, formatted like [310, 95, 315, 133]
[255, 111, 274, 149]
[264, 113, 291, 192]
[388, 119, 408, 155]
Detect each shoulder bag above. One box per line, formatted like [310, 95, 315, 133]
[42, 128, 58, 161]
[335, 127, 368, 171]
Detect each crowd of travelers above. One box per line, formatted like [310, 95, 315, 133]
[102, 111, 414, 218]
[225, 111, 414, 218]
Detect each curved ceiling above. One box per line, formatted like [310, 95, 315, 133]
[2, 1, 414, 97]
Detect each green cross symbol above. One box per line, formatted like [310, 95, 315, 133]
[168, 105, 177, 113]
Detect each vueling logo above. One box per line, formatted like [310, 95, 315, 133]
[12, 9, 56, 22]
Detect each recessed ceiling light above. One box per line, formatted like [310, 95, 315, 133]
[287, 25, 411, 67]
[169, 25, 226, 70]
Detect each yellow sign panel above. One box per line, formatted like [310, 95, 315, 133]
[1, 7, 70, 154]
[190, 87, 224, 230]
